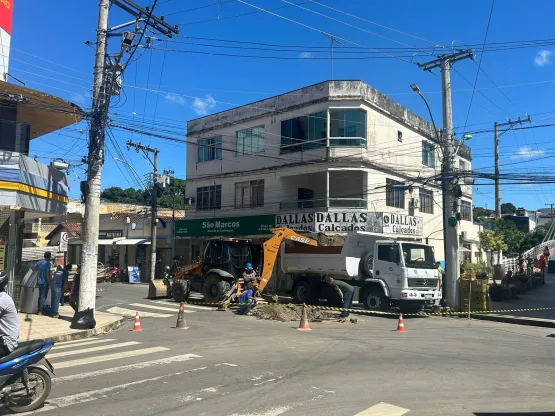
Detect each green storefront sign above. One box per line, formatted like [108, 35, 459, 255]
[175, 215, 275, 237]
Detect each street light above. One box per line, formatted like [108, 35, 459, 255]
[409, 84, 441, 144]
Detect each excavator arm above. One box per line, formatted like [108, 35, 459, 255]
[256, 228, 318, 293]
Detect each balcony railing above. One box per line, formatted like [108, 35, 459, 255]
[328, 137, 367, 148]
[279, 198, 367, 211]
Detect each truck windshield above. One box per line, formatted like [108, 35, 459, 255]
[401, 243, 436, 269]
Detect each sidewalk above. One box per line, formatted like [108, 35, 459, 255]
[473, 273, 555, 327]
[19, 305, 124, 343]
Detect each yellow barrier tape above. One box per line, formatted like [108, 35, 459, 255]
[181, 300, 555, 317]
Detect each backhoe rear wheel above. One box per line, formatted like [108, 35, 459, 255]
[203, 274, 231, 303]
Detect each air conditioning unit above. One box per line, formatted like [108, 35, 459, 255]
[461, 231, 468, 240]
[409, 198, 420, 208]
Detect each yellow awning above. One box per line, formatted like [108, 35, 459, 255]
[0, 80, 85, 139]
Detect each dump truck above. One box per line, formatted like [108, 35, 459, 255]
[282, 232, 441, 313]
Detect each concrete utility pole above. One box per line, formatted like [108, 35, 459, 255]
[494, 116, 532, 218]
[418, 50, 473, 311]
[126, 141, 159, 281]
[79, 0, 178, 314]
[79, 0, 109, 314]
[546, 203, 555, 224]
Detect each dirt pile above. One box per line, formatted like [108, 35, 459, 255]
[252, 304, 341, 322]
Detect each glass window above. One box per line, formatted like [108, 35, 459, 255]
[386, 178, 405, 209]
[419, 188, 434, 214]
[459, 159, 469, 171]
[196, 185, 222, 211]
[461, 200, 472, 221]
[236, 126, 265, 156]
[329, 109, 367, 147]
[377, 245, 390, 262]
[397, 130, 402, 143]
[280, 112, 326, 154]
[197, 136, 222, 163]
[235, 180, 264, 208]
[422, 142, 435, 168]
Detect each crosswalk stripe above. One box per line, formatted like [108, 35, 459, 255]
[49, 341, 141, 359]
[150, 300, 211, 310]
[129, 303, 195, 313]
[354, 402, 410, 416]
[106, 306, 172, 318]
[52, 346, 170, 369]
[53, 338, 118, 350]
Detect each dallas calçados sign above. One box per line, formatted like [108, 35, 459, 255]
[276, 212, 383, 233]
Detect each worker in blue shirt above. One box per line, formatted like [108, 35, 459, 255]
[33, 252, 52, 315]
[238, 283, 257, 315]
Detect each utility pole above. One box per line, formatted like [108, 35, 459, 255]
[494, 116, 532, 218]
[546, 203, 555, 223]
[79, 0, 178, 314]
[126, 141, 159, 281]
[418, 50, 473, 311]
[79, 0, 109, 314]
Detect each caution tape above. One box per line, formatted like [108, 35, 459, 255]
[181, 299, 555, 317]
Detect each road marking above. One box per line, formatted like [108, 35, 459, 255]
[49, 341, 141, 359]
[53, 338, 117, 349]
[354, 402, 410, 416]
[150, 300, 211, 310]
[52, 347, 170, 369]
[227, 406, 292, 416]
[106, 306, 172, 318]
[214, 362, 238, 367]
[54, 355, 204, 383]
[129, 303, 195, 313]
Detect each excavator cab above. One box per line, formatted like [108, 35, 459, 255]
[200, 238, 252, 279]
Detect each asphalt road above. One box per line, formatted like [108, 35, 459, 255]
[15, 283, 555, 416]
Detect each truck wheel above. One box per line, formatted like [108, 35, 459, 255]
[292, 279, 316, 304]
[203, 274, 231, 303]
[359, 252, 374, 279]
[172, 280, 190, 302]
[362, 286, 389, 312]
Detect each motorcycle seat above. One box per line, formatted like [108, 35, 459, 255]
[0, 340, 46, 364]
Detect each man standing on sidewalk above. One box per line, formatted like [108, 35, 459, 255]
[33, 252, 51, 315]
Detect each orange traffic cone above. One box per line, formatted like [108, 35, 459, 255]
[132, 311, 143, 332]
[297, 306, 312, 331]
[395, 313, 406, 333]
[175, 303, 190, 330]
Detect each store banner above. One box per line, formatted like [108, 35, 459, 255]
[382, 212, 423, 236]
[314, 212, 383, 233]
[275, 212, 315, 232]
[175, 215, 275, 237]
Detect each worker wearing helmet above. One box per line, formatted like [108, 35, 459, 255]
[0, 270, 18, 357]
[243, 263, 257, 285]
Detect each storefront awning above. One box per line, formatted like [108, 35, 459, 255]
[68, 239, 117, 245]
[115, 238, 151, 245]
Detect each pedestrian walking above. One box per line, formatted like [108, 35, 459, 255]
[325, 277, 355, 319]
[33, 252, 51, 315]
[539, 254, 547, 284]
[70, 265, 81, 311]
[49, 265, 64, 318]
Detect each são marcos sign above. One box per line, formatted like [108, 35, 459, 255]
[176, 212, 422, 237]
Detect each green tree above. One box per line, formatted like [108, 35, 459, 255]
[101, 177, 187, 210]
[157, 177, 186, 210]
[479, 229, 507, 267]
[473, 206, 493, 223]
[491, 219, 525, 256]
[501, 202, 517, 214]
[520, 224, 549, 253]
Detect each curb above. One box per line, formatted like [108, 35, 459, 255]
[471, 313, 555, 328]
[43, 316, 126, 343]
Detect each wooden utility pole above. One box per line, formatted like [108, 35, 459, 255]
[418, 50, 474, 311]
[79, 0, 178, 314]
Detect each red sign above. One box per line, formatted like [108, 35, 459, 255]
[0, 0, 13, 35]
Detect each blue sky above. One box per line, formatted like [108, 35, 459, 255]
[10, 0, 555, 210]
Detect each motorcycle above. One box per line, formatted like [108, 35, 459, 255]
[109, 265, 121, 283]
[0, 340, 55, 413]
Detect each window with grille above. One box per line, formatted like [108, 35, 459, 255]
[386, 178, 405, 209]
[459, 159, 469, 171]
[235, 180, 264, 208]
[419, 188, 434, 214]
[196, 185, 222, 211]
[197, 136, 222, 162]
[422, 142, 435, 168]
[236, 126, 265, 155]
[461, 200, 472, 221]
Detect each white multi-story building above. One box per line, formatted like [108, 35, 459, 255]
[180, 80, 482, 269]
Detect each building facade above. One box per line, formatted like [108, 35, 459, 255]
[181, 81, 482, 274]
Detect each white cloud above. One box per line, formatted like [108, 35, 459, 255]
[192, 94, 216, 115]
[299, 52, 313, 59]
[534, 50, 552, 67]
[510, 146, 545, 159]
[164, 93, 185, 105]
